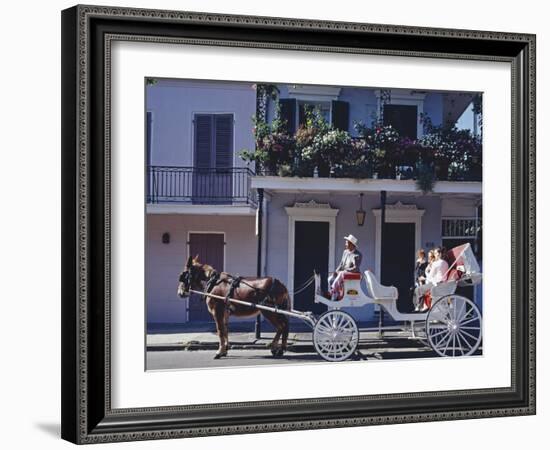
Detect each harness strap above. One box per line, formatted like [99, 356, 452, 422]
[203, 271, 222, 304]
[205, 271, 286, 313]
[227, 276, 242, 298]
[224, 276, 242, 313]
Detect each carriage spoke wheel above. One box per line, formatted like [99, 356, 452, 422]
[313, 310, 359, 362]
[426, 295, 482, 357]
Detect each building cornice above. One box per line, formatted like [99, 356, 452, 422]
[251, 176, 482, 195]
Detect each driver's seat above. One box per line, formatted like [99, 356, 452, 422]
[364, 270, 398, 300]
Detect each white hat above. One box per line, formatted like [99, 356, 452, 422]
[344, 234, 358, 246]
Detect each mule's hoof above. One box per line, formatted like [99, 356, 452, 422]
[271, 347, 285, 357]
[213, 352, 227, 360]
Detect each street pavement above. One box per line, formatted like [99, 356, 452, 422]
[145, 327, 470, 370]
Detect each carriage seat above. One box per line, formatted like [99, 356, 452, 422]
[429, 280, 457, 299]
[364, 270, 398, 300]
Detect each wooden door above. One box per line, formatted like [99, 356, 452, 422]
[381, 222, 416, 312]
[187, 233, 224, 321]
[293, 221, 329, 315]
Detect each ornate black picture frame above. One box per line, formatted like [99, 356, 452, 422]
[61, 4, 536, 444]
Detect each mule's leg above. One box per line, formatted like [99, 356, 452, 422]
[260, 311, 285, 357]
[271, 314, 289, 357]
[221, 309, 230, 356]
[212, 303, 228, 359]
[280, 314, 289, 355]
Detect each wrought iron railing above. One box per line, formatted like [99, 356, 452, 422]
[250, 136, 482, 181]
[442, 217, 482, 238]
[147, 166, 257, 207]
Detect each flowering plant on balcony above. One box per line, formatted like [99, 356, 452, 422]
[398, 137, 423, 166]
[240, 110, 481, 184]
[354, 122, 403, 178]
[292, 109, 329, 176]
[240, 110, 296, 175]
[328, 138, 370, 178]
[301, 129, 354, 176]
[418, 115, 482, 180]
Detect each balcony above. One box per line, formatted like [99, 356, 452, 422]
[147, 166, 257, 207]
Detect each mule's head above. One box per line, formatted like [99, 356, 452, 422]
[177, 255, 207, 298]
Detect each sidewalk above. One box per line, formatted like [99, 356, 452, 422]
[146, 325, 423, 353]
[147, 330, 315, 352]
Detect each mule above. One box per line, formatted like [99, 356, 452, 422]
[177, 255, 290, 359]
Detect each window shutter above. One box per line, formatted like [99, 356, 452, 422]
[331, 100, 349, 131]
[195, 115, 213, 168]
[279, 98, 297, 134]
[215, 114, 233, 168]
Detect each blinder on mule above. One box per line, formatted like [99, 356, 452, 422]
[179, 270, 191, 290]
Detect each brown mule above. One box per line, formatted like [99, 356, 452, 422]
[177, 256, 290, 359]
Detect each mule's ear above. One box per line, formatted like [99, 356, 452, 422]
[186, 255, 193, 268]
[193, 254, 200, 263]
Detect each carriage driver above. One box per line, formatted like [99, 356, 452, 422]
[328, 234, 362, 301]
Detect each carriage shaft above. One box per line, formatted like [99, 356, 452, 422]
[188, 289, 316, 327]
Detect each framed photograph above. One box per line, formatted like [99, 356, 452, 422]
[61, 4, 536, 444]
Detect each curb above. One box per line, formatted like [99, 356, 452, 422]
[147, 342, 314, 353]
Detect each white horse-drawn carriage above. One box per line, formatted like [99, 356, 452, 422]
[308, 243, 483, 361]
[187, 243, 482, 362]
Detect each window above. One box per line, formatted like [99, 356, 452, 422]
[194, 114, 234, 169]
[441, 217, 480, 239]
[192, 114, 235, 204]
[383, 104, 418, 139]
[375, 89, 425, 139]
[441, 214, 482, 260]
[298, 101, 330, 126]
[278, 98, 349, 134]
[441, 214, 482, 304]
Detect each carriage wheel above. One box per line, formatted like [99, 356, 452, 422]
[313, 310, 359, 362]
[426, 295, 482, 357]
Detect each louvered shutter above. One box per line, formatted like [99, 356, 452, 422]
[195, 114, 213, 168]
[215, 114, 233, 168]
[279, 98, 297, 134]
[331, 100, 349, 131]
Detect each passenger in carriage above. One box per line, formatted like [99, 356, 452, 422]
[415, 249, 429, 285]
[414, 247, 449, 311]
[423, 249, 435, 286]
[411, 249, 428, 311]
[328, 234, 362, 301]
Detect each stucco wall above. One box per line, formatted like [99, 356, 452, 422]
[423, 92, 444, 126]
[338, 87, 378, 135]
[266, 193, 442, 278]
[264, 192, 443, 321]
[146, 214, 257, 323]
[146, 79, 256, 168]
[146, 194, 479, 324]
[266, 85, 446, 135]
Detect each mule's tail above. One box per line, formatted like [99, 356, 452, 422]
[270, 278, 291, 311]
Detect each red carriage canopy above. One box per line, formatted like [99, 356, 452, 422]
[444, 243, 480, 281]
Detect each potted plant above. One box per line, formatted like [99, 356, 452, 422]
[415, 163, 436, 194]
